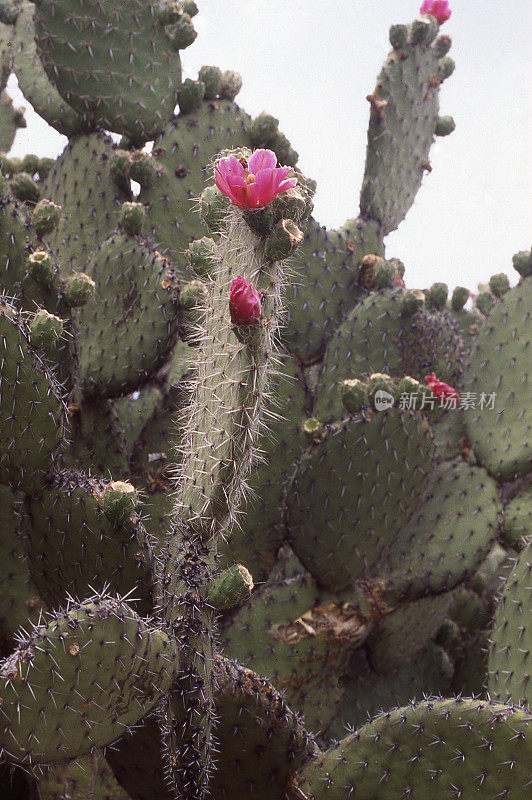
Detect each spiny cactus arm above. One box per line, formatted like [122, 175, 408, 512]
[286, 408, 434, 592]
[74, 216, 181, 400]
[462, 268, 532, 481]
[40, 133, 132, 273]
[488, 540, 532, 709]
[288, 698, 532, 800]
[372, 459, 501, 604]
[33, 0, 193, 142]
[21, 471, 155, 617]
[0, 595, 178, 766]
[106, 655, 318, 800]
[10, 0, 85, 136]
[156, 156, 312, 797]
[0, 298, 67, 492]
[360, 14, 456, 236]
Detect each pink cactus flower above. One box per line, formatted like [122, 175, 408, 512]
[425, 372, 459, 404]
[229, 276, 262, 325]
[215, 149, 297, 209]
[420, 0, 451, 24]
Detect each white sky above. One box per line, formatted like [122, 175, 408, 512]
[7, 0, 531, 292]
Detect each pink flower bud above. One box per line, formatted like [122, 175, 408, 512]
[215, 149, 297, 209]
[229, 276, 262, 325]
[425, 372, 459, 403]
[420, 0, 451, 24]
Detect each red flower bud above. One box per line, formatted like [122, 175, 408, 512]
[424, 372, 459, 403]
[229, 276, 262, 325]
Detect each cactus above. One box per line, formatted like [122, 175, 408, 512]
[0, 4, 531, 800]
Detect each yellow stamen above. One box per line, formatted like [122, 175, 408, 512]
[245, 173, 256, 184]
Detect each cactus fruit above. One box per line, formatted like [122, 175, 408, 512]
[0, 5, 531, 800]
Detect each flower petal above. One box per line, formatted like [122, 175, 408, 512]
[254, 168, 276, 205]
[249, 148, 277, 173]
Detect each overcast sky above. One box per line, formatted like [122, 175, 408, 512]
[7, 0, 531, 292]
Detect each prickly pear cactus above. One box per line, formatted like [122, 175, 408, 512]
[0, 3, 531, 799]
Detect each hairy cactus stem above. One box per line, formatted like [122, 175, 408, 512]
[157, 202, 288, 798]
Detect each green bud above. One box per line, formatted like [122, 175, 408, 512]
[220, 70, 243, 101]
[396, 375, 422, 401]
[120, 202, 146, 235]
[373, 260, 396, 290]
[208, 564, 253, 612]
[102, 481, 138, 524]
[21, 154, 40, 175]
[368, 373, 394, 399]
[33, 199, 62, 236]
[434, 34, 452, 57]
[270, 130, 295, 163]
[451, 286, 470, 311]
[264, 219, 303, 261]
[188, 237, 217, 276]
[198, 65, 222, 100]
[435, 619, 459, 647]
[401, 289, 425, 316]
[181, 0, 199, 16]
[302, 417, 323, 440]
[427, 282, 449, 310]
[178, 279, 206, 311]
[410, 15, 439, 45]
[475, 291, 496, 316]
[5, 156, 22, 174]
[339, 379, 368, 414]
[10, 172, 40, 203]
[199, 185, 230, 232]
[435, 115, 456, 136]
[389, 24, 408, 50]
[157, 1, 182, 24]
[438, 56, 455, 81]
[37, 157, 54, 179]
[488, 273, 510, 298]
[30, 309, 63, 348]
[63, 272, 96, 307]
[249, 112, 279, 146]
[171, 13, 197, 49]
[512, 249, 532, 277]
[177, 78, 206, 114]
[109, 151, 131, 188]
[128, 152, 157, 188]
[27, 251, 55, 286]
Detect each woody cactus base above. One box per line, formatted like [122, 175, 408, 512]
[0, 2, 531, 799]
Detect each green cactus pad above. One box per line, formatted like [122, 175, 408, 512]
[291, 699, 532, 800]
[139, 98, 251, 269]
[462, 278, 532, 481]
[282, 217, 383, 360]
[22, 470, 154, 615]
[315, 288, 462, 421]
[489, 541, 532, 709]
[0, 596, 177, 764]
[62, 396, 130, 477]
[75, 231, 180, 398]
[360, 23, 448, 235]
[34, 0, 183, 141]
[38, 753, 128, 800]
[0, 9, 13, 92]
[375, 459, 500, 601]
[287, 410, 434, 591]
[502, 485, 532, 550]
[40, 133, 131, 273]
[0, 485, 42, 650]
[106, 657, 317, 800]
[12, 0, 85, 136]
[335, 642, 453, 737]
[222, 547, 368, 734]
[0, 91, 25, 152]
[0, 301, 66, 492]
